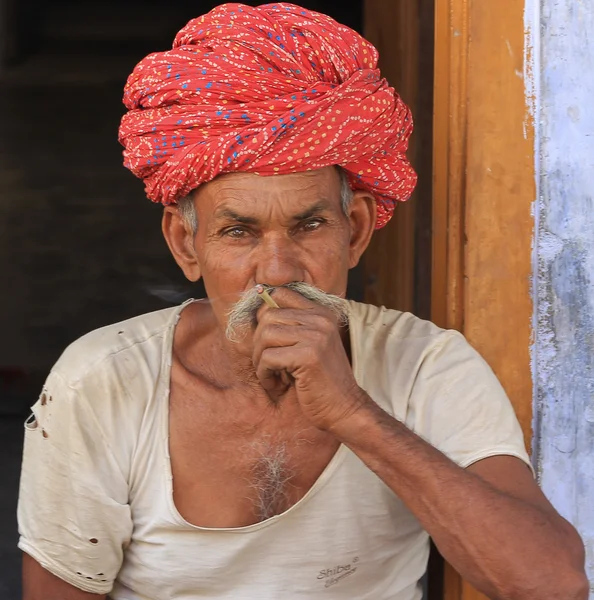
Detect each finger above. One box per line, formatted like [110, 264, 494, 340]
[253, 309, 338, 375]
[257, 345, 312, 379]
[256, 306, 326, 329]
[256, 286, 280, 309]
[254, 285, 346, 332]
[256, 347, 301, 395]
[279, 370, 294, 387]
[265, 287, 345, 327]
[258, 371, 291, 400]
[255, 304, 297, 325]
[252, 323, 300, 372]
[264, 286, 322, 311]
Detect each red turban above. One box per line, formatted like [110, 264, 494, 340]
[119, 2, 416, 228]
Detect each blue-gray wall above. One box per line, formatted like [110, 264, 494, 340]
[531, 0, 594, 593]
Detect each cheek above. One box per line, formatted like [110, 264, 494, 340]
[306, 244, 346, 271]
[300, 235, 352, 290]
[199, 242, 254, 290]
[305, 230, 351, 266]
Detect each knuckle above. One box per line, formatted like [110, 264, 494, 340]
[262, 322, 285, 340]
[257, 309, 274, 325]
[308, 329, 325, 344]
[302, 345, 319, 364]
[261, 346, 281, 364]
[311, 318, 333, 337]
[313, 313, 333, 328]
[258, 318, 276, 333]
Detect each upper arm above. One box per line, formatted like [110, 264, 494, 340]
[23, 553, 107, 600]
[406, 330, 531, 470]
[467, 455, 548, 512]
[18, 369, 133, 596]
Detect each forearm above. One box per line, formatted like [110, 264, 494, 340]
[332, 395, 587, 600]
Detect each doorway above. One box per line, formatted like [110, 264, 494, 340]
[1, 1, 536, 599]
[0, 0, 443, 598]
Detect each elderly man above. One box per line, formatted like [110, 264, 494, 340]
[18, 3, 587, 600]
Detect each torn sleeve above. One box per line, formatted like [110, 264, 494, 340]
[18, 369, 133, 594]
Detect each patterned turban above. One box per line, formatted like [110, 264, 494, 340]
[119, 2, 416, 228]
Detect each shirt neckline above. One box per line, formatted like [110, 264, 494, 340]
[160, 298, 361, 533]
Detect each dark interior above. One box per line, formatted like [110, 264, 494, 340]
[0, 2, 366, 598]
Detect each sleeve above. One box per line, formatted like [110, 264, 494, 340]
[17, 368, 133, 595]
[405, 330, 533, 471]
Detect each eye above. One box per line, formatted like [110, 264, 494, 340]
[222, 226, 249, 239]
[300, 218, 326, 232]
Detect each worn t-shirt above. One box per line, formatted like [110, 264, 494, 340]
[17, 300, 530, 599]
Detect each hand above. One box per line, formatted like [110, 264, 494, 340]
[251, 287, 367, 431]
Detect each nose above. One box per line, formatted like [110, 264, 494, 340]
[255, 233, 305, 287]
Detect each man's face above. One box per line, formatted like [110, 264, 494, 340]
[165, 166, 374, 342]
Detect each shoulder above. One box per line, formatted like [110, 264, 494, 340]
[348, 303, 529, 468]
[347, 300, 461, 355]
[348, 301, 504, 394]
[37, 304, 185, 436]
[51, 304, 182, 390]
[30, 305, 186, 478]
[347, 301, 482, 404]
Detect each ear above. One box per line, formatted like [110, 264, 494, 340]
[161, 205, 202, 282]
[346, 191, 377, 269]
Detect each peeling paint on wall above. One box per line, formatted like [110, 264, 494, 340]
[523, 0, 539, 142]
[530, 0, 594, 593]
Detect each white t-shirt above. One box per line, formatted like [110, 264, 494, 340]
[18, 300, 530, 599]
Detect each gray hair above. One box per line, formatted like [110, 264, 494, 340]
[176, 166, 354, 236]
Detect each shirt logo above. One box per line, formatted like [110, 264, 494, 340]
[317, 556, 359, 588]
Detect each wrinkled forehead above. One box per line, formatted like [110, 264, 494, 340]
[194, 167, 343, 218]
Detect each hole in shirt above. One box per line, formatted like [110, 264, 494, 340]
[85, 576, 93, 580]
[89, 538, 98, 544]
[40, 393, 47, 406]
[97, 573, 104, 576]
[25, 414, 38, 430]
[42, 429, 49, 439]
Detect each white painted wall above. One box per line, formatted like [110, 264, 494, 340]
[529, 0, 594, 594]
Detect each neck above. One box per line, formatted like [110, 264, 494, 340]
[219, 332, 263, 388]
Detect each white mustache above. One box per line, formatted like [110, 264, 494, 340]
[225, 282, 349, 343]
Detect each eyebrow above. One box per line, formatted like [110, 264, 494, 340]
[213, 200, 333, 225]
[292, 200, 333, 221]
[214, 209, 259, 225]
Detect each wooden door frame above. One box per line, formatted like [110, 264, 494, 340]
[432, 0, 534, 452]
[432, 0, 535, 598]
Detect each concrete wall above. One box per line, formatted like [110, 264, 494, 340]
[530, 0, 594, 592]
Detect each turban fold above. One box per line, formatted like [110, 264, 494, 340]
[119, 2, 416, 228]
